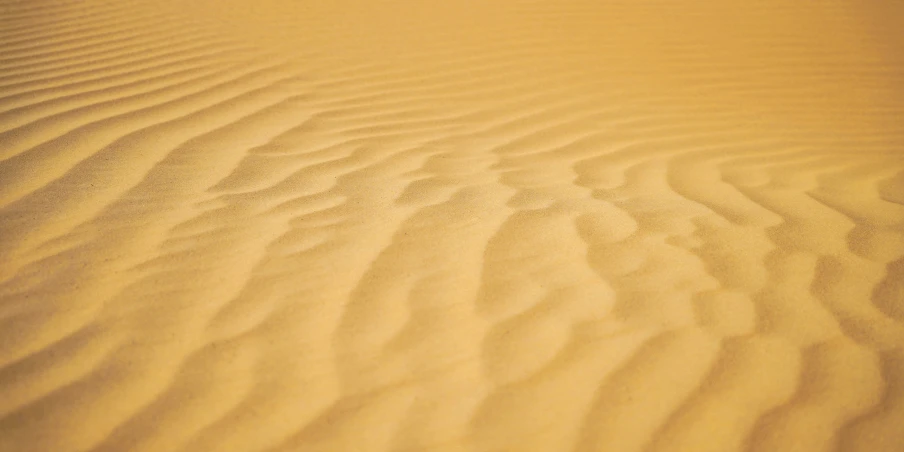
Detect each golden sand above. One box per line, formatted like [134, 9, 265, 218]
[1, 1, 903, 451]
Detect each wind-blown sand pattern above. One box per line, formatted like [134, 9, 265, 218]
[1, 0, 903, 451]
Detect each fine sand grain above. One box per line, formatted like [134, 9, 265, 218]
[1, 1, 903, 451]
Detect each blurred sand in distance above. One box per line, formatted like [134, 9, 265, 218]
[1, 1, 903, 451]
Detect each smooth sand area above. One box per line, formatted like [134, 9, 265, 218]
[1, 1, 903, 451]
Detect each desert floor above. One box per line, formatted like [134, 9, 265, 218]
[1, 1, 903, 451]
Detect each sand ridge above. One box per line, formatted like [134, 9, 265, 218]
[1, 0, 903, 451]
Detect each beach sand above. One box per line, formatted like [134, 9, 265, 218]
[1, 1, 903, 451]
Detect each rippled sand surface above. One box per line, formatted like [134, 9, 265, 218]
[1, 1, 903, 451]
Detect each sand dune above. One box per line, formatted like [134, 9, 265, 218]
[1, 0, 903, 451]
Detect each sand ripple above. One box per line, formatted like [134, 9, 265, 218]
[1, 0, 903, 451]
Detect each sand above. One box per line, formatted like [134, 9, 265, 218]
[1, 0, 903, 451]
